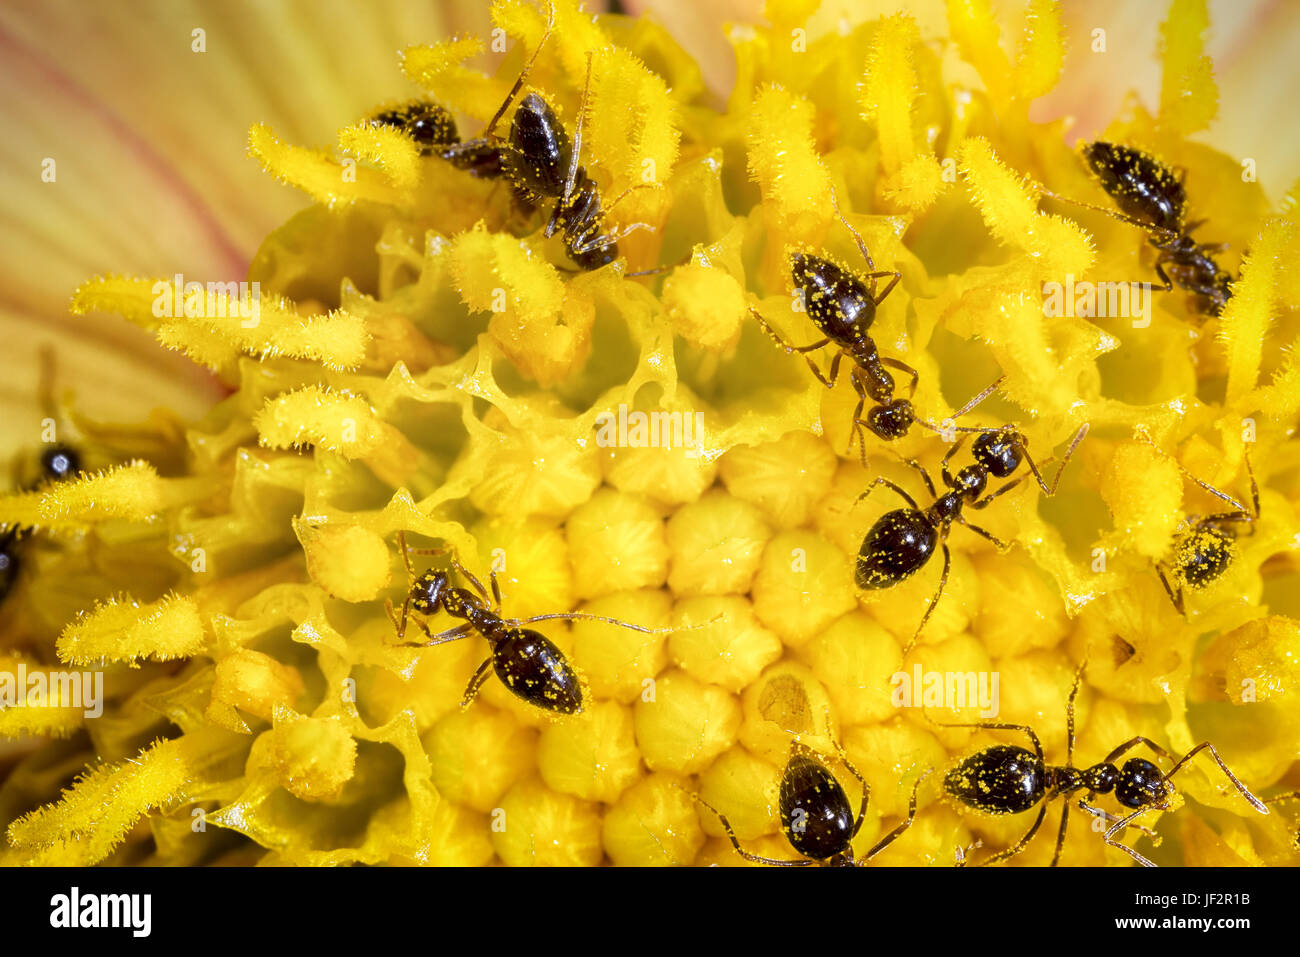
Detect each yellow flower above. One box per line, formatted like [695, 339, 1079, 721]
[2, 0, 1299, 869]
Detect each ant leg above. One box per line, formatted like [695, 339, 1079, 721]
[954, 838, 983, 867]
[975, 804, 1048, 867]
[901, 458, 939, 498]
[925, 719, 1045, 764]
[486, 567, 504, 613]
[506, 611, 677, 634]
[957, 518, 1011, 552]
[694, 796, 812, 867]
[880, 356, 919, 397]
[461, 657, 495, 708]
[854, 476, 921, 511]
[938, 436, 969, 488]
[1065, 663, 1085, 765]
[1101, 736, 1177, 766]
[1050, 800, 1070, 867]
[847, 373, 870, 469]
[1035, 185, 1180, 245]
[952, 375, 1005, 420]
[872, 272, 902, 306]
[1022, 423, 1090, 496]
[1133, 430, 1253, 515]
[1077, 799, 1159, 838]
[416, 621, 475, 647]
[1151, 260, 1176, 293]
[1156, 564, 1186, 616]
[903, 542, 950, 655]
[1102, 806, 1160, 867]
[1163, 742, 1268, 813]
[861, 770, 931, 861]
[385, 595, 415, 642]
[828, 185, 877, 273]
[482, 0, 557, 138]
[749, 308, 836, 388]
[559, 49, 594, 212]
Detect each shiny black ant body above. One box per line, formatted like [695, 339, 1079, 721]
[1043, 141, 1234, 319]
[369, 100, 463, 157]
[692, 736, 928, 866]
[937, 665, 1267, 867]
[751, 194, 1003, 464]
[855, 423, 1088, 651]
[1, 349, 85, 602]
[432, 3, 652, 270]
[386, 531, 672, 715]
[1135, 432, 1259, 616]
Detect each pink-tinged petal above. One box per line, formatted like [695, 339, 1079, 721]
[0, 0, 499, 449]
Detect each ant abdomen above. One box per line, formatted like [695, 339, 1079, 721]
[502, 93, 570, 201]
[1173, 525, 1235, 588]
[780, 749, 856, 861]
[790, 252, 877, 340]
[492, 627, 584, 716]
[1080, 141, 1185, 234]
[855, 509, 937, 589]
[945, 744, 1045, 815]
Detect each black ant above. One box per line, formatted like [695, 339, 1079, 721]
[434, 2, 655, 270]
[368, 100, 464, 158]
[1041, 141, 1234, 320]
[854, 423, 1089, 651]
[1, 350, 84, 602]
[691, 733, 929, 866]
[936, 665, 1267, 867]
[1133, 430, 1259, 616]
[385, 531, 675, 715]
[750, 193, 1003, 464]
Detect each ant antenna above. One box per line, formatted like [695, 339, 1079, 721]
[1025, 422, 1090, 497]
[1132, 428, 1255, 516]
[483, 0, 557, 138]
[1034, 182, 1181, 244]
[828, 185, 901, 303]
[913, 375, 1006, 436]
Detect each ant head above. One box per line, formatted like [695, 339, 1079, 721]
[1114, 758, 1170, 809]
[867, 398, 912, 440]
[40, 445, 81, 482]
[951, 464, 987, 501]
[410, 569, 451, 615]
[971, 428, 1025, 479]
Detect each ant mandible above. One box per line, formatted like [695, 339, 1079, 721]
[1039, 141, 1234, 320]
[385, 531, 674, 715]
[691, 730, 930, 866]
[855, 422, 1089, 652]
[1132, 430, 1259, 616]
[936, 664, 1267, 867]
